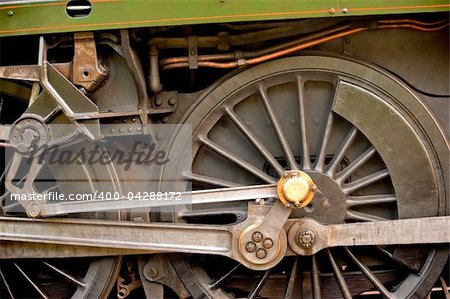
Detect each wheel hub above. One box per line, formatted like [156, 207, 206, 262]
[277, 170, 316, 208]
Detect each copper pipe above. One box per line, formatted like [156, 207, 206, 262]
[161, 20, 449, 71]
[377, 19, 448, 26]
[245, 28, 367, 65]
[160, 25, 351, 66]
[0, 142, 15, 148]
[378, 23, 449, 32]
[160, 53, 236, 66]
[162, 28, 366, 70]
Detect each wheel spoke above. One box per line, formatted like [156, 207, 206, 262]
[311, 255, 321, 299]
[1, 176, 26, 203]
[335, 146, 377, 183]
[258, 85, 298, 170]
[183, 171, 242, 188]
[439, 276, 450, 298]
[210, 263, 241, 290]
[14, 263, 50, 299]
[376, 246, 421, 273]
[346, 194, 396, 208]
[284, 257, 299, 299]
[0, 269, 15, 299]
[198, 135, 276, 183]
[342, 169, 390, 195]
[42, 261, 87, 287]
[326, 249, 352, 299]
[326, 126, 358, 176]
[224, 106, 285, 176]
[345, 209, 388, 222]
[247, 269, 272, 299]
[314, 112, 334, 172]
[3, 201, 21, 212]
[344, 247, 394, 299]
[296, 76, 311, 170]
[0, 158, 13, 183]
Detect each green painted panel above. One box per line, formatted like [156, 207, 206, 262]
[0, 0, 448, 37]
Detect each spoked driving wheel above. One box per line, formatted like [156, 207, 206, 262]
[0, 82, 122, 299]
[166, 55, 449, 298]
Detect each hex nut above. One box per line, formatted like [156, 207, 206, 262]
[298, 229, 316, 248]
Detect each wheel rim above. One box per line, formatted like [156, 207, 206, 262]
[163, 55, 448, 298]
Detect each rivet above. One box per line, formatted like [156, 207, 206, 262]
[328, 8, 336, 14]
[168, 98, 176, 106]
[119, 128, 124, 133]
[162, 116, 169, 123]
[7, 10, 13, 16]
[131, 117, 136, 122]
[342, 8, 348, 13]
[155, 99, 162, 106]
[127, 127, 133, 132]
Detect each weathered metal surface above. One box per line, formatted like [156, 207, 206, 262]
[0, 216, 234, 256]
[32, 184, 278, 217]
[0, 0, 449, 37]
[288, 216, 450, 255]
[0, 65, 40, 81]
[72, 32, 108, 91]
[0, 213, 449, 259]
[332, 81, 440, 218]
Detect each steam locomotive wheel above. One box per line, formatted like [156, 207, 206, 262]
[163, 56, 449, 298]
[0, 83, 121, 299]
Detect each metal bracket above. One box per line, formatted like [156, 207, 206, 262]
[188, 36, 198, 69]
[140, 255, 190, 299]
[72, 32, 108, 92]
[120, 30, 149, 124]
[151, 91, 178, 114]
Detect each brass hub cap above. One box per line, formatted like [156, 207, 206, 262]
[277, 171, 316, 208]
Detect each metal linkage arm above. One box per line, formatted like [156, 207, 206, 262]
[33, 184, 278, 217]
[0, 217, 234, 257]
[288, 216, 450, 255]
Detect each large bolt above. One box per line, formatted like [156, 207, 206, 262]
[26, 204, 41, 218]
[252, 231, 263, 243]
[146, 266, 158, 278]
[168, 97, 177, 106]
[262, 238, 273, 249]
[256, 248, 267, 259]
[245, 242, 257, 253]
[298, 229, 316, 248]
